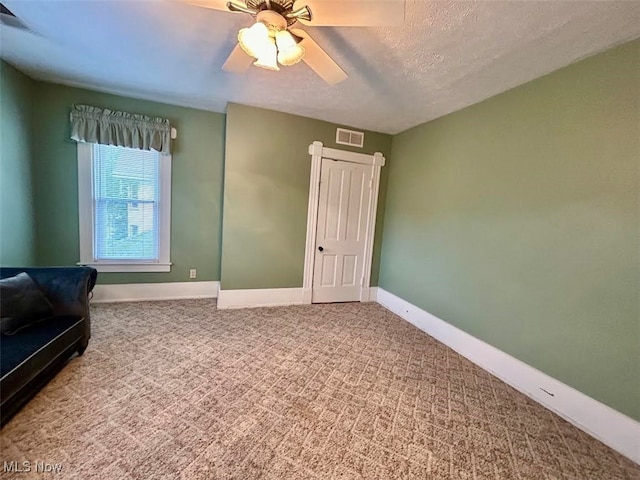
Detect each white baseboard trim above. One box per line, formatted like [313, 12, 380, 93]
[92, 281, 219, 303]
[217, 288, 304, 309]
[376, 287, 640, 465]
[368, 287, 379, 302]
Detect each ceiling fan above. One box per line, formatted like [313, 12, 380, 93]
[178, 0, 406, 84]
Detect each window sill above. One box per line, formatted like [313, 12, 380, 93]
[76, 262, 172, 273]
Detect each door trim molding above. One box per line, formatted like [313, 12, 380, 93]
[302, 141, 385, 304]
[318, 144, 386, 167]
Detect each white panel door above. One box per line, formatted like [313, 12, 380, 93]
[312, 158, 372, 303]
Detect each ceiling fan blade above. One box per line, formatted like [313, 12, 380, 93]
[177, 0, 246, 13]
[294, 0, 405, 26]
[290, 28, 347, 85]
[222, 44, 254, 73]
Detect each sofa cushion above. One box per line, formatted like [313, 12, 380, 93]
[0, 272, 54, 335]
[0, 315, 85, 406]
[0, 315, 84, 380]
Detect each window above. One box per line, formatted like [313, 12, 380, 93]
[77, 143, 172, 272]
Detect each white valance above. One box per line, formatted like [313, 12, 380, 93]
[70, 104, 172, 154]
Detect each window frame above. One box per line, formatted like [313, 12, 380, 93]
[77, 142, 172, 273]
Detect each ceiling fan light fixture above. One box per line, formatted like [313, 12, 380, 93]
[277, 44, 305, 66]
[275, 30, 296, 50]
[238, 21, 270, 58]
[275, 30, 305, 66]
[253, 37, 280, 71]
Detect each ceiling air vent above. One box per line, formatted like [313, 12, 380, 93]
[0, 4, 29, 31]
[336, 128, 365, 148]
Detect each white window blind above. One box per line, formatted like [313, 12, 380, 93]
[92, 144, 160, 261]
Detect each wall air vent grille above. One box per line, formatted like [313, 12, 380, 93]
[336, 128, 365, 148]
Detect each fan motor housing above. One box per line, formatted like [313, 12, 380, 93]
[256, 9, 287, 32]
[246, 0, 308, 26]
[246, 0, 294, 12]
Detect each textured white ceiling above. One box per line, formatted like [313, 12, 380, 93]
[2, 1, 639, 134]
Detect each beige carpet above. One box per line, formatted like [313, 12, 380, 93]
[1, 299, 637, 479]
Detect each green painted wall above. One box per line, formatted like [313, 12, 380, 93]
[30, 82, 226, 284]
[221, 103, 392, 290]
[379, 40, 640, 420]
[0, 62, 36, 266]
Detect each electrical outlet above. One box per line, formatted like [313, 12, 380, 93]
[189, 269, 197, 279]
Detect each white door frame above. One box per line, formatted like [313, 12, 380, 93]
[302, 141, 385, 304]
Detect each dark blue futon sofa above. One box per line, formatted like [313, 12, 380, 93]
[0, 267, 97, 426]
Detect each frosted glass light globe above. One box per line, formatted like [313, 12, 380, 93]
[275, 30, 305, 66]
[238, 22, 270, 59]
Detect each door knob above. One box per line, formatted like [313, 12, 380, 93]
[318, 246, 324, 252]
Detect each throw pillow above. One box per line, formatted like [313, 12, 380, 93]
[0, 272, 54, 335]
